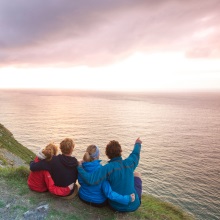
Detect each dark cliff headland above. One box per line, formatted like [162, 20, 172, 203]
[0, 123, 195, 220]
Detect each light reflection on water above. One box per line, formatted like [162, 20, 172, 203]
[0, 89, 220, 220]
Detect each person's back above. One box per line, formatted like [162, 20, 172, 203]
[28, 156, 50, 192]
[28, 143, 73, 196]
[105, 155, 140, 211]
[30, 138, 79, 197]
[102, 140, 141, 211]
[50, 154, 78, 187]
[78, 145, 135, 207]
[78, 159, 106, 204]
[77, 138, 142, 212]
[78, 145, 105, 204]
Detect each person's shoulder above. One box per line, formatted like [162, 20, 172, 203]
[68, 155, 78, 163]
[54, 154, 61, 160]
[102, 161, 114, 170]
[71, 156, 78, 165]
[34, 156, 40, 162]
[48, 155, 59, 164]
[72, 156, 78, 161]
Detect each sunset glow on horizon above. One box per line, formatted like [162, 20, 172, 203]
[0, 1, 220, 92]
[1, 52, 220, 92]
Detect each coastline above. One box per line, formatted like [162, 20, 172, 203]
[0, 123, 194, 219]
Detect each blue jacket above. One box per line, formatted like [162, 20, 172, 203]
[78, 142, 141, 212]
[78, 160, 131, 205]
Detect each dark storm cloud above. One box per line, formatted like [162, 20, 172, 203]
[0, 0, 220, 67]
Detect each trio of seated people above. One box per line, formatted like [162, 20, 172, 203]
[28, 137, 142, 212]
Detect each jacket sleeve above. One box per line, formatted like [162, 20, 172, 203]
[43, 171, 70, 196]
[124, 142, 141, 170]
[102, 181, 131, 205]
[77, 164, 112, 185]
[30, 159, 50, 171]
[77, 173, 84, 186]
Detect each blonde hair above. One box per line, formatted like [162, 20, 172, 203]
[60, 138, 75, 155]
[83, 145, 97, 162]
[42, 143, 58, 161]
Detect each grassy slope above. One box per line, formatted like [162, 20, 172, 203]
[0, 123, 35, 163]
[0, 123, 195, 220]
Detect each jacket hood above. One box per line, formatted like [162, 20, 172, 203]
[82, 160, 102, 173]
[58, 154, 78, 167]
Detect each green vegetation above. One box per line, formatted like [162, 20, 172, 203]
[0, 199, 5, 208]
[0, 123, 35, 164]
[0, 165, 195, 219]
[137, 195, 194, 220]
[0, 166, 30, 195]
[0, 123, 195, 219]
[0, 154, 7, 165]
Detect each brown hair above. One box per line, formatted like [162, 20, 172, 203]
[60, 138, 75, 155]
[42, 143, 58, 161]
[83, 145, 97, 162]
[105, 140, 122, 159]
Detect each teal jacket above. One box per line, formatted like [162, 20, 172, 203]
[77, 142, 141, 212]
[78, 160, 131, 205]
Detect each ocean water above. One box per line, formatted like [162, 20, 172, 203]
[0, 89, 219, 220]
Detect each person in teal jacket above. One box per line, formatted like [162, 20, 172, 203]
[78, 145, 135, 207]
[78, 138, 142, 212]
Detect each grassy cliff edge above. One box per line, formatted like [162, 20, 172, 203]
[0, 123, 195, 220]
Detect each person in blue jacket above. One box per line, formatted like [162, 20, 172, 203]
[78, 138, 142, 212]
[78, 144, 135, 207]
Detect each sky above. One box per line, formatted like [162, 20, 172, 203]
[0, 0, 220, 92]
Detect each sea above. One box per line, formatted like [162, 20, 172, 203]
[0, 89, 219, 220]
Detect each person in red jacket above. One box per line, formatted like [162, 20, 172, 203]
[27, 143, 73, 196]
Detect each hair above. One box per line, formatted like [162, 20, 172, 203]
[83, 145, 97, 162]
[60, 138, 75, 155]
[42, 143, 58, 161]
[105, 140, 122, 159]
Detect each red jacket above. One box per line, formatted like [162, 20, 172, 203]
[27, 157, 70, 196]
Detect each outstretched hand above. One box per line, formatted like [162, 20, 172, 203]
[130, 193, 135, 202]
[135, 137, 142, 144]
[78, 160, 84, 166]
[68, 183, 74, 190]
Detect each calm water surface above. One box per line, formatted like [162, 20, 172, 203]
[0, 89, 220, 220]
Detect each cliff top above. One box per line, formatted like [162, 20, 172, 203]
[0, 123, 195, 220]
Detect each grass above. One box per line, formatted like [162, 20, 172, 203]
[46, 210, 81, 220]
[137, 195, 194, 220]
[0, 123, 195, 219]
[0, 200, 5, 208]
[0, 123, 35, 164]
[0, 166, 30, 195]
[0, 166, 195, 220]
[0, 153, 7, 165]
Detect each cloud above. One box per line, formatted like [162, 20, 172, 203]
[0, 0, 220, 67]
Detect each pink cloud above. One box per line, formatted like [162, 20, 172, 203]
[0, 0, 220, 67]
